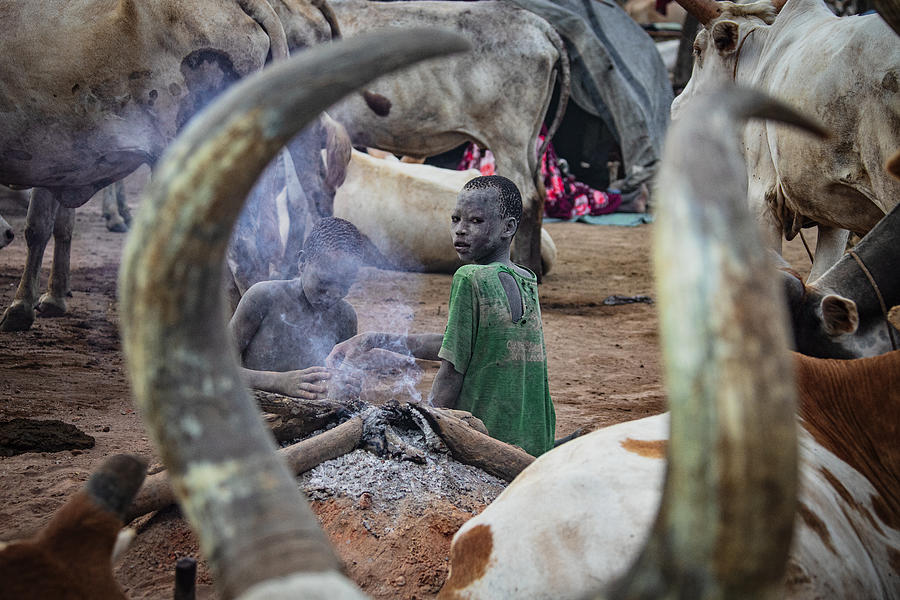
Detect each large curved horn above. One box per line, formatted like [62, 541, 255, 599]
[118, 30, 469, 600]
[674, 0, 723, 25]
[609, 87, 827, 597]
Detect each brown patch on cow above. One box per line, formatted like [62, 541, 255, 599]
[882, 71, 899, 93]
[820, 467, 885, 536]
[363, 90, 391, 117]
[888, 545, 900, 574]
[794, 352, 900, 532]
[783, 557, 813, 587]
[438, 524, 493, 597]
[887, 151, 900, 181]
[797, 502, 837, 555]
[621, 438, 667, 459]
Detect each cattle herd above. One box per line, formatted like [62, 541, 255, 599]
[0, 1, 898, 599]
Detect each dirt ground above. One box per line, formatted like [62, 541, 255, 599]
[0, 182, 814, 598]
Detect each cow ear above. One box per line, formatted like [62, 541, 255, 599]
[821, 294, 859, 335]
[888, 305, 900, 331]
[711, 20, 740, 53]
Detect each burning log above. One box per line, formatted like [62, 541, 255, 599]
[412, 406, 534, 482]
[254, 390, 362, 443]
[125, 417, 364, 522]
[124, 400, 526, 521]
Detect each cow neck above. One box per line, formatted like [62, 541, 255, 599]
[847, 249, 899, 351]
[812, 206, 900, 318]
[794, 351, 900, 533]
[732, 27, 759, 81]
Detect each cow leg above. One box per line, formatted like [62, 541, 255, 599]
[279, 152, 307, 280]
[0, 213, 13, 250]
[808, 225, 850, 283]
[0, 189, 58, 331]
[36, 204, 75, 318]
[515, 178, 544, 280]
[492, 146, 544, 278]
[101, 181, 129, 233]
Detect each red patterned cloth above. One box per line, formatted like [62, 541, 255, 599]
[458, 130, 621, 219]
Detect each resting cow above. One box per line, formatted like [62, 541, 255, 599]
[0, 0, 350, 331]
[671, 0, 900, 282]
[333, 150, 558, 275]
[441, 351, 900, 599]
[326, 0, 570, 278]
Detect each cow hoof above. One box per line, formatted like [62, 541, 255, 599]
[36, 294, 67, 318]
[105, 216, 129, 233]
[0, 302, 36, 331]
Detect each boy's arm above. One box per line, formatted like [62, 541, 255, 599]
[326, 332, 443, 366]
[228, 284, 267, 358]
[240, 366, 331, 400]
[229, 285, 330, 399]
[429, 359, 464, 409]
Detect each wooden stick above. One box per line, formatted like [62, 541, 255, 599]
[124, 418, 363, 522]
[254, 392, 359, 442]
[412, 406, 534, 482]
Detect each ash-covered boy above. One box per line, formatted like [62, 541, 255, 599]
[328, 176, 556, 456]
[229, 217, 364, 399]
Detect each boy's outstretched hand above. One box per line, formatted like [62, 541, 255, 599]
[326, 333, 373, 369]
[271, 366, 331, 399]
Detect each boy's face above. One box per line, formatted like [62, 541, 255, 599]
[301, 250, 359, 310]
[451, 187, 516, 264]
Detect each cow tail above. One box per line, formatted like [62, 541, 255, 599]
[237, 0, 290, 62]
[535, 25, 570, 172]
[311, 0, 343, 39]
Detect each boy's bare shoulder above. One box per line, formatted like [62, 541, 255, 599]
[239, 279, 297, 310]
[245, 279, 293, 298]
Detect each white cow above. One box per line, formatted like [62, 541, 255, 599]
[0, 0, 353, 331]
[326, 0, 570, 278]
[670, 0, 900, 282]
[333, 150, 557, 275]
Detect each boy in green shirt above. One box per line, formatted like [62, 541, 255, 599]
[328, 175, 556, 456]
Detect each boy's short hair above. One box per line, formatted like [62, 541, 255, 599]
[301, 217, 365, 264]
[462, 175, 522, 222]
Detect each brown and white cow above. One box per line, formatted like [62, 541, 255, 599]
[0, 0, 350, 332]
[671, 0, 900, 282]
[441, 351, 900, 599]
[325, 0, 570, 279]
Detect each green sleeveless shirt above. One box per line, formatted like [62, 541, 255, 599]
[438, 263, 556, 456]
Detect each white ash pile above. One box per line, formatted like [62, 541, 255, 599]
[122, 393, 534, 524]
[299, 403, 506, 512]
